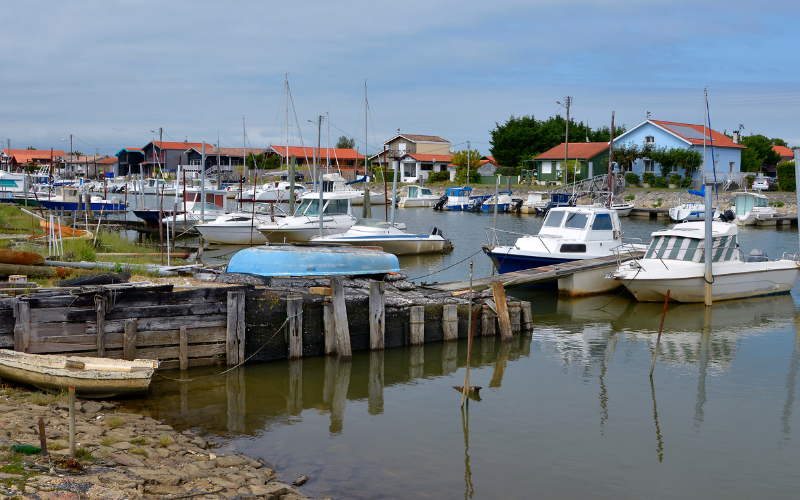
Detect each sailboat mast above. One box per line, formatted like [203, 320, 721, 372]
[607, 111, 615, 208]
[365, 81, 368, 181]
[285, 75, 290, 172]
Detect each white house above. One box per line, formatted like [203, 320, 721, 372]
[396, 152, 453, 181]
[612, 119, 745, 182]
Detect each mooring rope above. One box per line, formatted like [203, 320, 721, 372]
[409, 248, 483, 281]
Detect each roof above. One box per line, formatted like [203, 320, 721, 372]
[64, 155, 110, 163]
[647, 120, 745, 149]
[147, 141, 212, 151]
[116, 148, 143, 155]
[773, 145, 794, 158]
[1, 149, 68, 163]
[97, 157, 118, 164]
[482, 155, 497, 163]
[269, 146, 364, 160]
[185, 147, 266, 156]
[385, 134, 449, 144]
[478, 159, 498, 166]
[399, 153, 454, 162]
[534, 142, 610, 160]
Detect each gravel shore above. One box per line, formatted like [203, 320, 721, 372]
[0, 386, 326, 500]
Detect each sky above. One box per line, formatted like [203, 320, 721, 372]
[2, 0, 800, 159]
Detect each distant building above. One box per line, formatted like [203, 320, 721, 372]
[477, 156, 500, 176]
[611, 119, 744, 181]
[140, 141, 213, 176]
[183, 147, 265, 176]
[0, 148, 66, 171]
[396, 153, 454, 181]
[266, 146, 365, 181]
[773, 145, 794, 163]
[368, 134, 452, 174]
[116, 148, 145, 176]
[534, 143, 610, 183]
[62, 155, 114, 177]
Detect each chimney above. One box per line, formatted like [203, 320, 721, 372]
[732, 130, 739, 144]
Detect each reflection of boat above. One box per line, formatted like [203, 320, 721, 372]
[611, 221, 800, 302]
[484, 206, 633, 273]
[399, 185, 440, 208]
[0, 350, 159, 398]
[227, 244, 400, 277]
[730, 191, 777, 226]
[311, 218, 450, 255]
[256, 192, 356, 243]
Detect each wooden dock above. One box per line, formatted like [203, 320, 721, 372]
[423, 250, 645, 293]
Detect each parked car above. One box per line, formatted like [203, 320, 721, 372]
[767, 177, 779, 191]
[752, 177, 769, 191]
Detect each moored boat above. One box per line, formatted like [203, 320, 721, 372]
[226, 244, 400, 277]
[399, 185, 440, 208]
[0, 350, 159, 398]
[729, 191, 777, 226]
[311, 218, 451, 255]
[257, 191, 357, 243]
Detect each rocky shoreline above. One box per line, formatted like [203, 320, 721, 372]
[0, 386, 325, 500]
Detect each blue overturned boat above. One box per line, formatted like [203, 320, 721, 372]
[226, 244, 400, 277]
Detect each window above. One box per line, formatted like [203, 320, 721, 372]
[643, 159, 654, 173]
[189, 159, 201, 165]
[347, 160, 354, 167]
[324, 199, 350, 215]
[645, 135, 655, 144]
[560, 244, 586, 253]
[398, 143, 406, 152]
[729, 161, 735, 172]
[543, 210, 565, 227]
[421, 163, 433, 171]
[671, 165, 678, 173]
[541, 161, 552, 174]
[564, 212, 589, 229]
[591, 213, 613, 230]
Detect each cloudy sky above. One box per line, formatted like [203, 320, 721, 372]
[3, 0, 799, 158]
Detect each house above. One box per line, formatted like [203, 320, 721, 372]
[183, 147, 265, 176]
[62, 155, 113, 177]
[97, 156, 119, 178]
[477, 156, 500, 176]
[0, 149, 66, 172]
[140, 141, 213, 176]
[611, 119, 745, 181]
[533, 143, 610, 184]
[116, 148, 145, 176]
[397, 153, 454, 181]
[266, 146, 365, 181]
[773, 145, 795, 163]
[368, 134, 452, 173]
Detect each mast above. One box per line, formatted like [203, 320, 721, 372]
[365, 81, 368, 182]
[243, 117, 247, 180]
[285, 75, 290, 173]
[607, 111, 615, 208]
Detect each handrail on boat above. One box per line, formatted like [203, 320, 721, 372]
[484, 227, 552, 252]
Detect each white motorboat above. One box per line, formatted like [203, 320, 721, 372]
[729, 191, 777, 226]
[610, 221, 800, 303]
[669, 187, 717, 222]
[256, 191, 357, 243]
[171, 188, 229, 232]
[236, 177, 305, 203]
[594, 195, 634, 216]
[316, 172, 387, 206]
[194, 204, 287, 245]
[483, 206, 640, 273]
[311, 218, 450, 255]
[521, 192, 547, 213]
[0, 171, 30, 200]
[399, 185, 440, 208]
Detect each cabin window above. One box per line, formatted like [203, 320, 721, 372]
[543, 210, 565, 227]
[409, 186, 418, 197]
[591, 213, 613, 230]
[324, 199, 350, 215]
[560, 244, 586, 253]
[564, 212, 589, 229]
[421, 188, 433, 196]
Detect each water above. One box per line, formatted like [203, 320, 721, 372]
[120, 208, 800, 499]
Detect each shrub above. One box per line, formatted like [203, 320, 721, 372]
[745, 174, 756, 188]
[495, 166, 518, 177]
[770, 201, 785, 208]
[129, 447, 148, 457]
[426, 171, 449, 183]
[625, 173, 640, 185]
[130, 437, 147, 445]
[777, 161, 796, 192]
[653, 177, 668, 188]
[642, 172, 656, 185]
[158, 435, 173, 448]
[624, 194, 635, 201]
[681, 177, 693, 188]
[669, 174, 682, 185]
[106, 416, 124, 429]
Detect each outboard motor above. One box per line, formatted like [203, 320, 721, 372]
[469, 198, 484, 212]
[510, 198, 524, 212]
[723, 209, 735, 223]
[428, 226, 443, 236]
[748, 248, 769, 262]
[432, 195, 448, 211]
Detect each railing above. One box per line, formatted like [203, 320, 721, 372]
[548, 173, 625, 197]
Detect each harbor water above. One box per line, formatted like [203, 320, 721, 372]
[121, 205, 800, 499]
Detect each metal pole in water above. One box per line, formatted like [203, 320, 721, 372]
[390, 159, 398, 226]
[795, 150, 800, 255]
[650, 290, 670, 378]
[461, 262, 474, 407]
[704, 179, 713, 306]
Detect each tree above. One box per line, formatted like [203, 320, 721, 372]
[612, 142, 641, 173]
[451, 149, 482, 184]
[245, 153, 280, 170]
[772, 138, 788, 147]
[336, 136, 355, 149]
[672, 148, 703, 179]
[26, 146, 35, 150]
[740, 134, 781, 172]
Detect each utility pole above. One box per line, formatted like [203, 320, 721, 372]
[466, 140, 471, 185]
[316, 115, 322, 191]
[562, 96, 571, 185]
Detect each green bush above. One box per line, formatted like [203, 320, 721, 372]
[495, 166, 518, 177]
[669, 174, 682, 185]
[625, 173, 640, 185]
[777, 161, 796, 192]
[653, 177, 668, 188]
[680, 177, 693, 188]
[642, 172, 656, 185]
[427, 171, 450, 183]
[745, 174, 755, 188]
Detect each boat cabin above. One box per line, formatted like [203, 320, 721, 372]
[184, 189, 226, 208]
[732, 192, 769, 217]
[644, 222, 738, 263]
[293, 195, 353, 217]
[408, 186, 434, 198]
[539, 207, 622, 248]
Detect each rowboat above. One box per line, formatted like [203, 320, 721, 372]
[0, 350, 159, 398]
[227, 243, 400, 277]
[27, 221, 93, 241]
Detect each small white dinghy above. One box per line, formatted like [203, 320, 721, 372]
[0, 350, 159, 398]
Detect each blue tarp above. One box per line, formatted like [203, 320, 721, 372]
[687, 186, 705, 197]
[345, 175, 368, 185]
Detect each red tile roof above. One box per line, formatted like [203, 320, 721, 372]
[773, 145, 794, 158]
[98, 157, 118, 164]
[1, 149, 67, 163]
[185, 147, 265, 156]
[399, 153, 454, 162]
[270, 146, 365, 160]
[534, 143, 610, 160]
[650, 120, 745, 149]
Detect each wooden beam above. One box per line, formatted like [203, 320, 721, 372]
[520, 301, 533, 333]
[492, 281, 514, 342]
[330, 276, 352, 362]
[226, 291, 245, 366]
[409, 306, 424, 345]
[179, 325, 188, 370]
[13, 301, 30, 353]
[369, 282, 385, 351]
[509, 301, 521, 335]
[96, 296, 106, 357]
[123, 319, 137, 361]
[287, 296, 303, 359]
[323, 298, 337, 356]
[442, 304, 458, 341]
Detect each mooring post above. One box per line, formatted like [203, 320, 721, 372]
[13, 301, 30, 353]
[179, 325, 188, 370]
[323, 298, 337, 355]
[96, 296, 106, 357]
[330, 276, 352, 361]
[226, 291, 246, 366]
[509, 302, 521, 335]
[369, 281, 385, 350]
[123, 318, 138, 361]
[410, 306, 424, 345]
[287, 295, 303, 359]
[197, 235, 204, 264]
[84, 193, 94, 220]
[331, 360, 351, 433]
[442, 340, 458, 374]
[68, 386, 76, 457]
[520, 301, 533, 333]
[409, 345, 424, 378]
[38, 416, 48, 457]
[368, 351, 384, 415]
[492, 281, 514, 342]
[442, 304, 458, 341]
[481, 305, 497, 337]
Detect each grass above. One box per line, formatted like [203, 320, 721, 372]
[73, 447, 93, 460]
[106, 416, 124, 429]
[100, 436, 122, 447]
[0, 204, 47, 235]
[27, 389, 68, 406]
[624, 194, 635, 201]
[48, 442, 67, 451]
[130, 437, 147, 445]
[157, 435, 173, 448]
[129, 447, 148, 457]
[653, 198, 663, 208]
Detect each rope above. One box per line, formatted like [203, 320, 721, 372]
[409, 248, 483, 281]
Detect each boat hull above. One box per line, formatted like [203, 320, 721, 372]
[0, 350, 158, 398]
[39, 201, 126, 212]
[195, 223, 268, 245]
[399, 197, 439, 208]
[315, 235, 446, 255]
[227, 244, 400, 277]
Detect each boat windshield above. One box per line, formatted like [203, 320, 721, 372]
[644, 234, 738, 262]
[421, 187, 433, 196]
[354, 219, 392, 228]
[543, 210, 565, 227]
[564, 212, 589, 229]
[190, 202, 226, 214]
[755, 196, 768, 208]
[295, 199, 319, 216]
[591, 213, 614, 230]
[409, 186, 418, 197]
[294, 198, 350, 217]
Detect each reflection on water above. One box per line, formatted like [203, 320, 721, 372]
[120, 291, 800, 499]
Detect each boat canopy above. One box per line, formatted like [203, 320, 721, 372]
[644, 223, 739, 263]
[446, 187, 472, 197]
[408, 186, 433, 197]
[294, 196, 352, 217]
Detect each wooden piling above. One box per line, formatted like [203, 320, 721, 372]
[96, 296, 106, 357]
[13, 301, 30, 352]
[287, 295, 303, 359]
[481, 305, 496, 337]
[179, 325, 188, 370]
[442, 304, 458, 341]
[509, 302, 521, 334]
[520, 301, 533, 333]
[492, 281, 514, 342]
[226, 291, 246, 366]
[409, 345, 424, 378]
[369, 282, 385, 350]
[409, 306, 424, 345]
[84, 193, 94, 220]
[38, 416, 47, 457]
[68, 386, 75, 457]
[330, 276, 352, 361]
[123, 319, 137, 361]
[323, 298, 337, 355]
